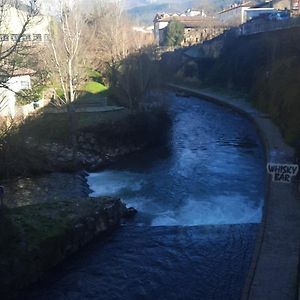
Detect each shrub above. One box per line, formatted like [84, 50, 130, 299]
[163, 20, 185, 47]
[16, 87, 43, 106]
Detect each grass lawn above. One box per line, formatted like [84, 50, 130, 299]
[83, 82, 108, 94]
[76, 82, 109, 105]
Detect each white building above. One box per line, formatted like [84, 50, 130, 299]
[243, 7, 276, 21]
[218, 2, 253, 25]
[0, 4, 51, 43]
[0, 74, 31, 118]
[186, 9, 207, 17]
[218, 1, 279, 25]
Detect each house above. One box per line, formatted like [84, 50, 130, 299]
[0, 4, 51, 43]
[154, 10, 225, 46]
[291, 0, 300, 10]
[218, 1, 253, 26]
[0, 69, 32, 118]
[243, 7, 277, 22]
[218, 0, 294, 26]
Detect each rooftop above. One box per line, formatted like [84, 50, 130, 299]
[218, 1, 253, 14]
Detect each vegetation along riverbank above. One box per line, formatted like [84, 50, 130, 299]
[0, 1, 169, 297]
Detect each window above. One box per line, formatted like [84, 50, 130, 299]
[11, 34, 20, 41]
[0, 34, 9, 41]
[33, 34, 42, 41]
[21, 81, 30, 89]
[20, 34, 31, 41]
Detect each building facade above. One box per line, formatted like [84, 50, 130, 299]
[154, 12, 226, 47]
[218, 0, 297, 26]
[0, 5, 51, 43]
[218, 1, 253, 26]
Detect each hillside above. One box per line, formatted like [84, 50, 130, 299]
[127, 2, 192, 24]
[207, 27, 300, 144]
[126, 0, 235, 25]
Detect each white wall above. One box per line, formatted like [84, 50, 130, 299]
[0, 75, 31, 118]
[6, 75, 31, 93]
[243, 8, 276, 22]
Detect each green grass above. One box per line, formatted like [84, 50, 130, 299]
[75, 81, 109, 105]
[87, 69, 102, 80]
[82, 81, 108, 95]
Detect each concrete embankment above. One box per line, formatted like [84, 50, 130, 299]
[0, 197, 133, 299]
[169, 84, 300, 300]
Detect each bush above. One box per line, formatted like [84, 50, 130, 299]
[163, 20, 184, 47]
[16, 87, 43, 106]
[82, 109, 171, 149]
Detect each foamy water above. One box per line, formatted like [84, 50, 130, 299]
[88, 94, 265, 227]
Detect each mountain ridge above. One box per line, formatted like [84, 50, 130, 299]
[125, 0, 238, 25]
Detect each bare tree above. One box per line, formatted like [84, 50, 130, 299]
[91, 0, 136, 70]
[48, 1, 93, 105]
[112, 48, 159, 111]
[87, 0, 155, 77]
[46, 0, 96, 165]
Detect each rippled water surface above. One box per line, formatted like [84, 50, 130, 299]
[25, 93, 265, 300]
[89, 94, 265, 226]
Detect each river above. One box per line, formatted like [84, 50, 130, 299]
[25, 92, 265, 300]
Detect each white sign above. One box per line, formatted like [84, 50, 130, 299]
[267, 163, 299, 183]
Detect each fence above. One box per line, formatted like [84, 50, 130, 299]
[241, 17, 300, 35]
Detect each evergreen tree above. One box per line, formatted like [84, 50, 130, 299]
[163, 20, 184, 47]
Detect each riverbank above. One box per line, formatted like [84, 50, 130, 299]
[0, 197, 133, 300]
[1, 171, 91, 207]
[168, 83, 300, 300]
[0, 107, 171, 179]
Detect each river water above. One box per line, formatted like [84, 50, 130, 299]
[25, 93, 265, 300]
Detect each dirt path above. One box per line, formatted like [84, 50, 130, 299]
[169, 84, 300, 300]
